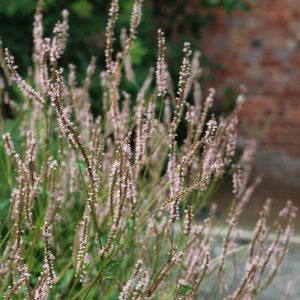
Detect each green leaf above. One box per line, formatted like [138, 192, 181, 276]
[74, 159, 88, 172]
[179, 284, 192, 295]
[106, 257, 122, 274]
[59, 270, 74, 289]
[71, 0, 93, 18]
[38, 186, 49, 197]
[130, 40, 148, 65]
[100, 231, 109, 245]
[126, 218, 135, 232]
[0, 200, 9, 210]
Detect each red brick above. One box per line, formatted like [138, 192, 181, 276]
[201, 0, 300, 160]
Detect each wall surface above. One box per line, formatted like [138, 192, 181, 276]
[202, 0, 300, 185]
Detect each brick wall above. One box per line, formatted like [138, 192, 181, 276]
[201, 0, 300, 184]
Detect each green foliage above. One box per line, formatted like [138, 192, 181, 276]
[0, 0, 254, 118]
[0, 0, 252, 75]
[71, 0, 94, 18]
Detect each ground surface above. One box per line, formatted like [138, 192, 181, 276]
[209, 177, 300, 299]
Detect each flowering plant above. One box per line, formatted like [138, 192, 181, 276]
[0, 0, 296, 299]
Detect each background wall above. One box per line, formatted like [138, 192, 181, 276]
[202, 0, 300, 185]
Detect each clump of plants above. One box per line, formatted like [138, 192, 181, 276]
[0, 0, 297, 299]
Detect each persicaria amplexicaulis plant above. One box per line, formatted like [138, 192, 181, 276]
[0, 0, 297, 299]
